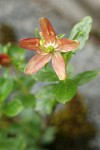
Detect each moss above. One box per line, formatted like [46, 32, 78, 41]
[44, 94, 96, 150]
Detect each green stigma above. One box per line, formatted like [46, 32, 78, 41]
[47, 45, 54, 53]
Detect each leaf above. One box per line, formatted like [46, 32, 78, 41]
[0, 43, 11, 53]
[8, 44, 26, 63]
[0, 136, 26, 150]
[17, 62, 27, 72]
[36, 84, 56, 100]
[21, 94, 36, 108]
[15, 76, 35, 91]
[0, 77, 13, 102]
[74, 70, 99, 86]
[21, 76, 35, 88]
[36, 98, 56, 115]
[3, 99, 23, 117]
[62, 51, 74, 62]
[42, 127, 56, 144]
[32, 65, 59, 82]
[67, 63, 74, 77]
[57, 33, 65, 38]
[69, 16, 92, 50]
[54, 79, 77, 104]
[36, 84, 57, 114]
[34, 28, 40, 38]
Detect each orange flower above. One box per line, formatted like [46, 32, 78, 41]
[19, 18, 79, 80]
[0, 54, 11, 67]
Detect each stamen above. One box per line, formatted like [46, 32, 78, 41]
[51, 31, 55, 35]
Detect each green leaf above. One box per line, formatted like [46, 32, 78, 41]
[32, 65, 59, 82]
[36, 84, 56, 100]
[54, 79, 77, 104]
[69, 16, 92, 50]
[3, 99, 23, 117]
[36, 84, 57, 114]
[0, 76, 13, 102]
[8, 44, 26, 63]
[34, 28, 40, 38]
[74, 70, 99, 86]
[0, 136, 26, 150]
[67, 63, 74, 77]
[0, 43, 11, 53]
[42, 127, 56, 144]
[62, 51, 74, 62]
[15, 76, 35, 91]
[21, 94, 36, 108]
[36, 98, 56, 115]
[57, 33, 65, 38]
[17, 62, 27, 72]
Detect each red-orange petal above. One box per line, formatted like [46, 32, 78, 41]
[40, 17, 56, 43]
[24, 54, 52, 75]
[19, 38, 41, 51]
[59, 38, 80, 52]
[52, 52, 66, 80]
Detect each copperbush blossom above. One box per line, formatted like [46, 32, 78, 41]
[19, 18, 79, 80]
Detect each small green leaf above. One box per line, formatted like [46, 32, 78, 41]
[21, 94, 36, 108]
[0, 77, 13, 102]
[57, 33, 65, 38]
[54, 79, 77, 104]
[15, 76, 35, 91]
[42, 127, 56, 144]
[74, 70, 99, 86]
[0, 43, 11, 53]
[36, 84, 57, 114]
[17, 62, 27, 72]
[36, 84, 56, 100]
[4, 99, 23, 117]
[8, 44, 26, 63]
[32, 65, 59, 82]
[62, 52, 74, 63]
[34, 28, 40, 38]
[67, 63, 74, 77]
[69, 16, 92, 50]
[36, 98, 56, 115]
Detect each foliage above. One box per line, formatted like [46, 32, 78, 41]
[69, 16, 93, 50]
[0, 16, 99, 150]
[0, 44, 56, 150]
[0, 110, 56, 150]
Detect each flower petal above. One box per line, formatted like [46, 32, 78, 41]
[40, 17, 56, 43]
[59, 38, 80, 52]
[52, 52, 66, 80]
[19, 38, 41, 51]
[24, 54, 52, 75]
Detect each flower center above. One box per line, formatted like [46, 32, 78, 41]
[40, 39, 55, 53]
[46, 45, 54, 53]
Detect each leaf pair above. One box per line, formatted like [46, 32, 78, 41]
[36, 70, 99, 104]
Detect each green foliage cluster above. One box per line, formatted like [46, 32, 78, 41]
[0, 44, 56, 150]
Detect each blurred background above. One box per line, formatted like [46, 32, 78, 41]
[0, 0, 100, 149]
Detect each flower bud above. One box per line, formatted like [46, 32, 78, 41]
[0, 54, 11, 67]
